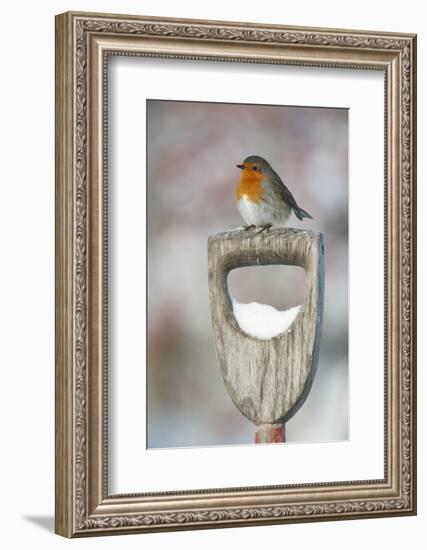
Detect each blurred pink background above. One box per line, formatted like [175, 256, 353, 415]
[147, 100, 348, 448]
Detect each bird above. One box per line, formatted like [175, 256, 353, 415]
[235, 155, 312, 232]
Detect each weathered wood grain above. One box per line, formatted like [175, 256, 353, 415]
[208, 227, 324, 427]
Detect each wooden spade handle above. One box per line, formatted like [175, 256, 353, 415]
[208, 227, 324, 433]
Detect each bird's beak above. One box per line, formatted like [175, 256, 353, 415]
[236, 164, 244, 169]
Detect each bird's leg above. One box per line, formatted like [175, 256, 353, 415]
[243, 224, 256, 231]
[258, 224, 272, 233]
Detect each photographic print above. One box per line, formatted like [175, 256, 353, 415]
[147, 100, 348, 448]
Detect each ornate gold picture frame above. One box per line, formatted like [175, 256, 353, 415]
[55, 11, 416, 537]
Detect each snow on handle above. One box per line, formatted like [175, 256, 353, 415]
[232, 299, 301, 340]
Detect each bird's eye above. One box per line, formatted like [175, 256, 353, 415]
[252, 166, 258, 171]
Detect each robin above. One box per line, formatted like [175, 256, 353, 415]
[235, 155, 312, 232]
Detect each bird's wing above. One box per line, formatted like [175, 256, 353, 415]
[264, 170, 301, 210]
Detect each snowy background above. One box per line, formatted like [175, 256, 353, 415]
[147, 100, 348, 448]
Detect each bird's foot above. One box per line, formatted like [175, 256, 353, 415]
[243, 224, 256, 231]
[257, 224, 272, 233]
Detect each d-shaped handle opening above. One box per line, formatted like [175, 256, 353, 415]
[227, 265, 307, 341]
[208, 229, 320, 345]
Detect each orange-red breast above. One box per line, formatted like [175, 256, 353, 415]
[235, 155, 312, 231]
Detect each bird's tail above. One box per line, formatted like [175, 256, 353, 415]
[294, 206, 313, 221]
